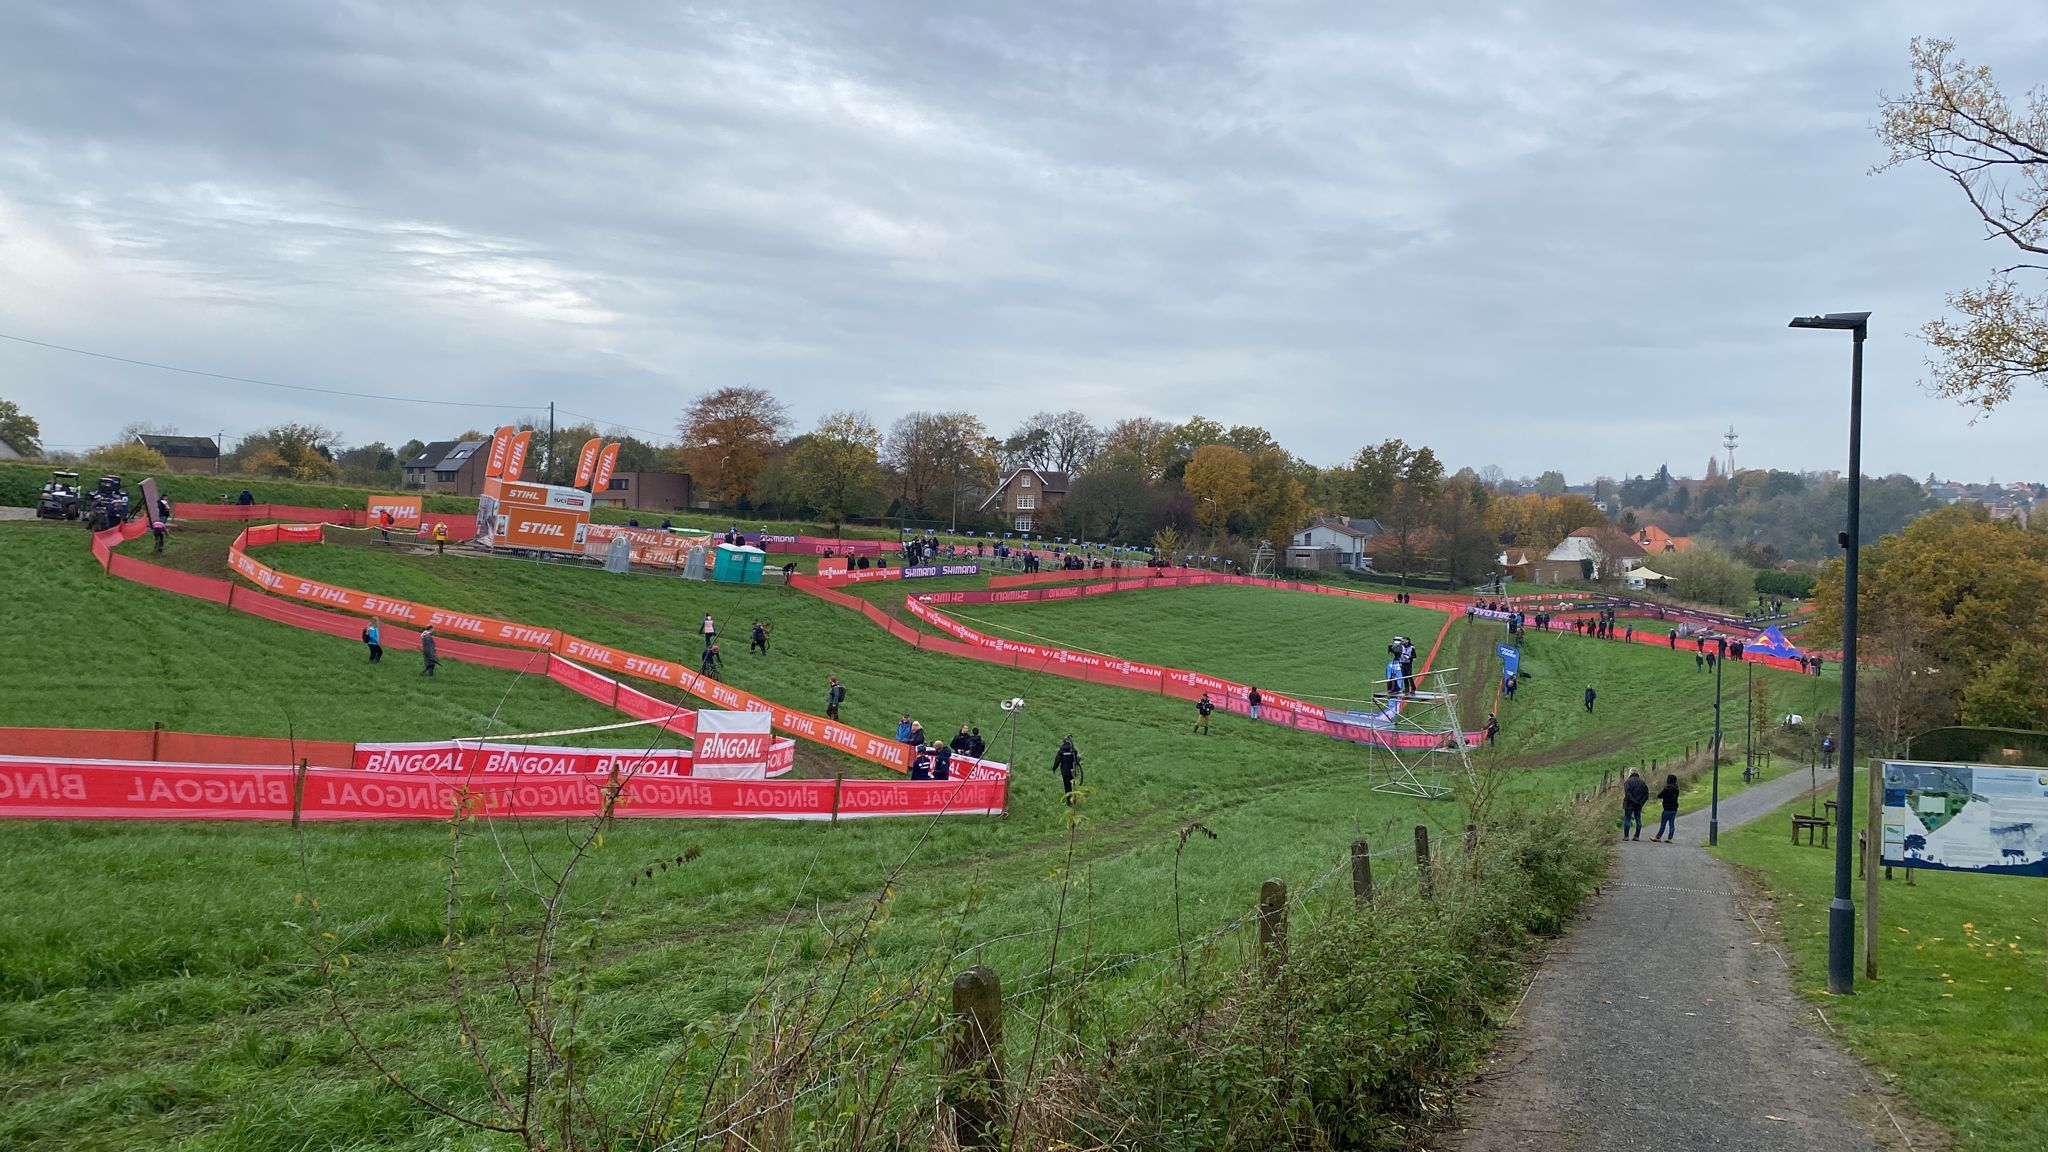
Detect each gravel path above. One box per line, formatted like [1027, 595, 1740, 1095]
[1451, 768, 1899, 1151]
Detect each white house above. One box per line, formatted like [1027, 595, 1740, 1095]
[1541, 526, 1648, 581]
[1291, 516, 1381, 568]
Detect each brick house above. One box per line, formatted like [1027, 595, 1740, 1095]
[592, 471, 693, 512]
[977, 468, 1069, 532]
[401, 440, 489, 494]
[135, 434, 221, 475]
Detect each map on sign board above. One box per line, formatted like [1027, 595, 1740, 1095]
[1880, 760, 2048, 877]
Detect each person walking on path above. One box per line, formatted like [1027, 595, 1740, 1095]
[1669, 630, 1677, 650]
[1652, 773, 1680, 842]
[363, 619, 383, 663]
[1194, 692, 1214, 734]
[378, 509, 395, 544]
[1053, 736, 1082, 803]
[1621, 768, 1648, 841]
[1484, 712, 1500, 746]
[151, 518, 168, 554]
[433, 522, 449, 554]
[749, 620, 769, 655]
[419, 625, 439, 676]
[825, 676, 845, 720]
[1247, 687, 1263, 720]
[701, 614, 717, 650]
[1695, 651, 1705, 672]
[1583, 684, 1597, 712]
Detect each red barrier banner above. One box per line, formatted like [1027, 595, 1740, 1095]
[354, 741, 696, 776]
[0, 756, 1002, 821]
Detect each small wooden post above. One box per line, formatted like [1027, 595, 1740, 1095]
[1351, 839, 1373, 906]
[1414, 825, 1434, 900]
[149, 721, 164, 762]
[829, 771, 845, 824]
[1464, 823, 1478, 855]
[946, 965, 1004, 1150]
[1257, 878, 1288, 977]
[290, 758, 309, 830]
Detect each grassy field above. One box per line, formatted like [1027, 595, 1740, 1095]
[968, 586, 1840, 801]
[1719, 778, 2048, 1152]
[2, 520, 1508, 1150]
[0, 517, 1838, 1150]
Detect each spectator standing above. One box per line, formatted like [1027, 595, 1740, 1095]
[967, 727, 986, 758]
[896, 715, 914, 745]
[1622, 770, 1649, 841]
[433, 522, 449, 553]
[1247, 687, 1263, 720]
[1583, 684, 1597, 712]
[1484, 712, 1500, 746]
[419, 625, 439, 676]
[950, 724, 973, 753]
[363, 619, 383, 663]
[932, 742, 952, 780]
[909, 746, 932, 780]
[749, 620, 769, 655]
[701, 614, 717, 650]
[908, 719, 926, 749]
[1194, 693, 1214, 734]
[826, 676, 846, 720]
[1652, 774, 1680, 842]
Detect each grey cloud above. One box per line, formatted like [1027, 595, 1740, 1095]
[2, 0, 2047, 480]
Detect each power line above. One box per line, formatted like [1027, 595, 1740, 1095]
[0, 330, 544, 413]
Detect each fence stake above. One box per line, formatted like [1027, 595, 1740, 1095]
[1258, 878, 1288, 977]
[1415, 826, 1434, 899]
[1351, 839, 1373, 906]
[291, 758, 309, 830]
[150, 720, 163, 762]
[945, 965, 1005, 1150]
[830, 772, 844, 824]
[1464, 823, 1478, 854]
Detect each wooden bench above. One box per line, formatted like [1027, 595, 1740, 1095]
[1792, 814, 1830, 847]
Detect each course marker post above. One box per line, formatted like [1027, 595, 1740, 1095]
[1351, 839, 1373, 906]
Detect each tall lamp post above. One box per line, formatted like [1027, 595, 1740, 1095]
[1789, 310, 1869, 996]
[1710, 636, 1725, 845]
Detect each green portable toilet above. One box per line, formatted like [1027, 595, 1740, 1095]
[712, 543, 766, 585]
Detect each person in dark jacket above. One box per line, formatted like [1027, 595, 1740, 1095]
[749, 620, 769, 655]
[1194, 693, 1214, 734]
[967, 727, 985, 758]
[1247, 687, 1263, 720]
[363, 619, 383, 663]
[1583, 684, 1597, 712]
[419, 625, 439, 677]
[237, 488, 255, 506]
[1651, 774, 1680, 842]
[1054, 737, 1082, 803]
[826, 676, 846, 719]
[700, 643, 722, 679]
[1484, 712, 1499, 746]
[909, 745, 933, 781]
[932, 741, 952, 780]
[950, 724, 974, 753]
[1622, 769, 1649, 841]
[908, 719, 926, 749]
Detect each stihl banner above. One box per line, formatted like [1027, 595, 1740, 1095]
[591, 443, 620, 492]
[485, 426, 517, 477]
[573, 437, 602, 488]
[502, 431, 533, 482]
[367, 495, 424, 530]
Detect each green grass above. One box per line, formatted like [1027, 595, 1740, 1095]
[1719, 776, 2048, 1152]
[969, 588, 1840, 799]
[0, 517, 1838, 1150]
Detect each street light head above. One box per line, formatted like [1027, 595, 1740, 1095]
[1788, 311, 1872, 331]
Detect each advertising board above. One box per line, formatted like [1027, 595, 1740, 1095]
[367, 494, 424, 530]
[495, 507, 590, 553]
[1880, 760, 2048, 877]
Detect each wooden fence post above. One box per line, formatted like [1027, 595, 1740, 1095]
[830, 772, 844, 824]
[1464, 823, 1478, 854]
[946, 965, 1004, 1150]
[1258, 878, 1288, 977]
[291, 758, 309, 830]
[1414, 826, 1434, 900]
[150, 720, 163, 762]
[1351, 839, 1373, 906]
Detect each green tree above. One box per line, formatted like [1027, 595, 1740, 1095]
[0, 398, 42, 455]
[1183, 444, 1252, 538]
[785, 411, 884, 525]
[678, 387, 792, 505]
[84, 441, 167, 473]
[228, 424, 340, 482]
[1654, 541, 1754, 608]
[1877, 39, 2048, 412]
[1056, 468, 1156, 545]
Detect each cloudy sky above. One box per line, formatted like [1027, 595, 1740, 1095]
[3, 1, 2046, 482]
